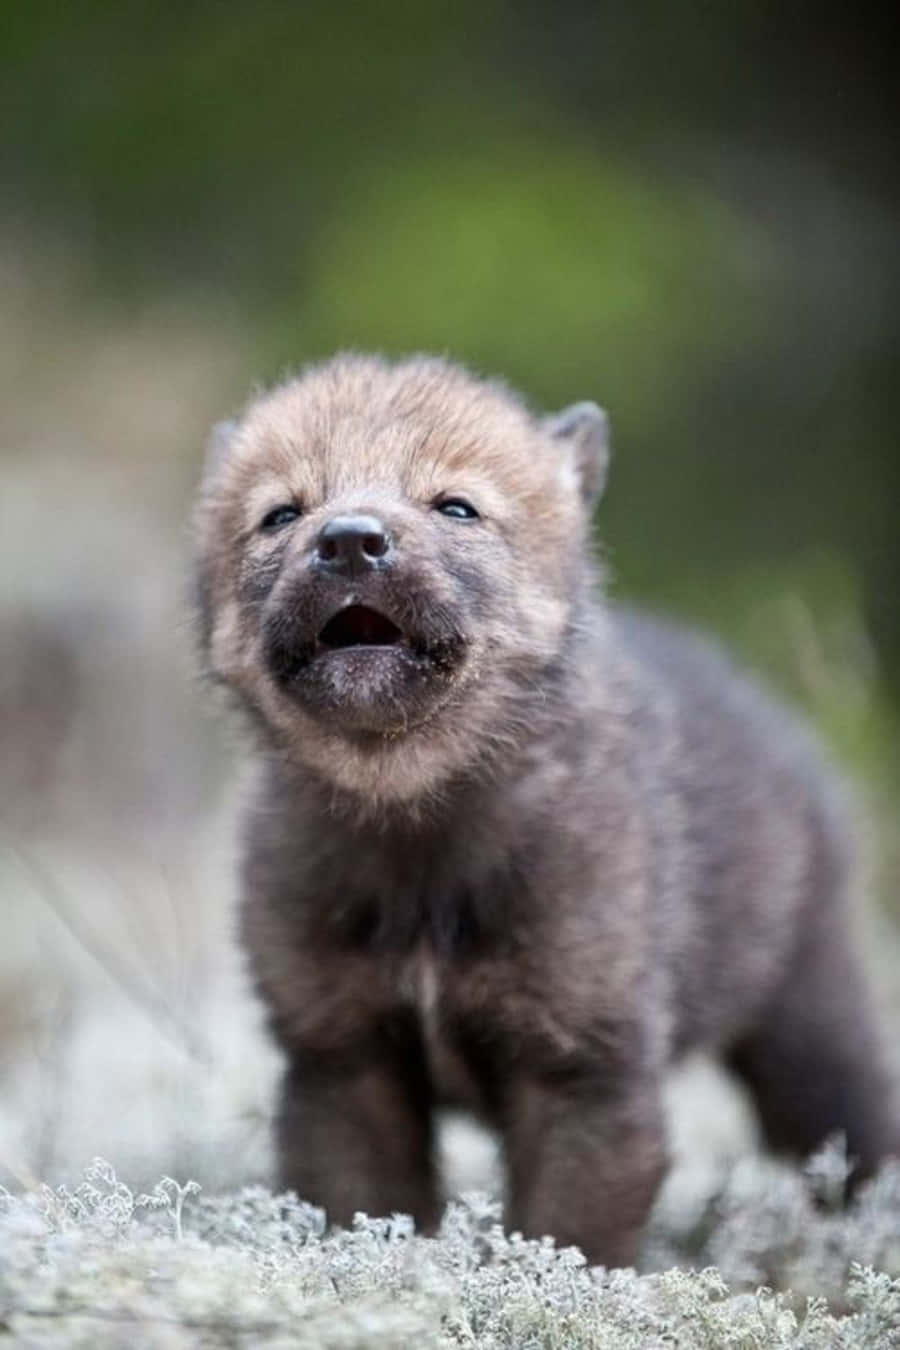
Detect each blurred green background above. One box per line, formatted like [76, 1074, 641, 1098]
[0, 2, 897, 1187]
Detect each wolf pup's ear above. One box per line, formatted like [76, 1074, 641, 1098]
[203, 419, 238, 480]
[544, 401, 610, 508]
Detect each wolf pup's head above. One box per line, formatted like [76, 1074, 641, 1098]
[194, 354, 608, 804]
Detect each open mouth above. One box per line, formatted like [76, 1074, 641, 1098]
[317, 604, 404, 650]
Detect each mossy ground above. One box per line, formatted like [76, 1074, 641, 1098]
[2, 1145, 900, 1349]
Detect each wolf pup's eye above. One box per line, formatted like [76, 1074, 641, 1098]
[260, 504, 301, 532]
[435, 497, 479, 521]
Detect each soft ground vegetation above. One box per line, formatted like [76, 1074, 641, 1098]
[2, 1150, 900, 1349]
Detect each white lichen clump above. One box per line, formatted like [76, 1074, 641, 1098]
[1, 1151, 899, 1349]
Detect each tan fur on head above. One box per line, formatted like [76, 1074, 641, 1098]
[193, 353, 606, 806]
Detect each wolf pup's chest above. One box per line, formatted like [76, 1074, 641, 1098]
[398, 943, 487, 1111]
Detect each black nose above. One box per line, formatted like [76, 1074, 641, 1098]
[315, 515, 391, 573]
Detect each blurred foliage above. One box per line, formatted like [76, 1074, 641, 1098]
[1, 2, 898, 826]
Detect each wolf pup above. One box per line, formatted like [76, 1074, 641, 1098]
[194, 353, 897, 1267]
